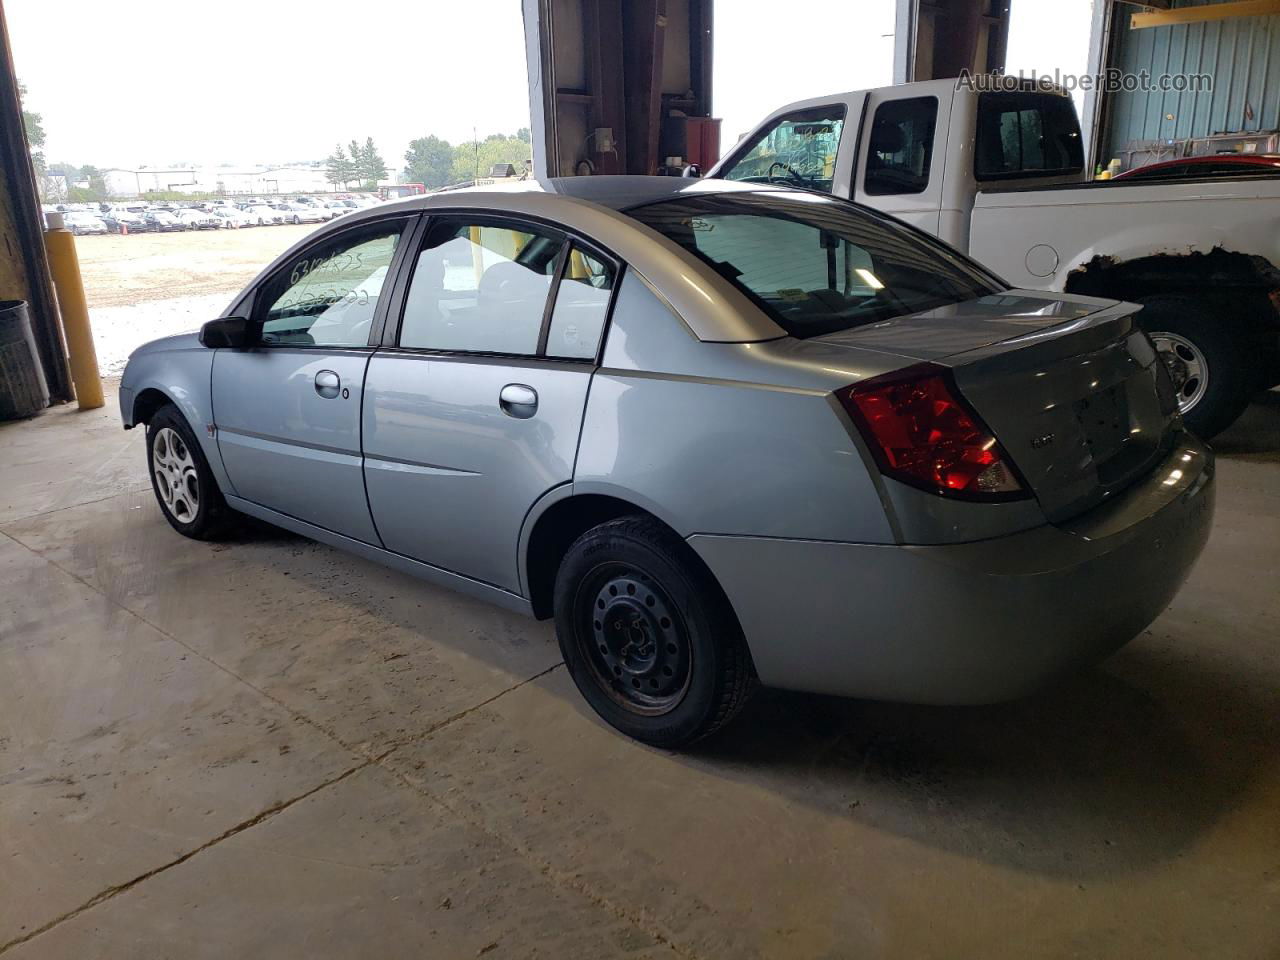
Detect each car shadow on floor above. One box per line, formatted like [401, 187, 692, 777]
[679, 642, 1276, 881]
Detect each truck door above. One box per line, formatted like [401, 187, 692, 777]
[853, 91, 950, 237]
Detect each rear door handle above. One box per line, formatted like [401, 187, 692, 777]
[314, 369, 341, 399]
[499, 383, 538, 418]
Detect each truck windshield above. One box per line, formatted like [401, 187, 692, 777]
[626, 192, 1004, 339]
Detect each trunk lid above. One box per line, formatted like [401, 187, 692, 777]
[818, 291, 1181, 522]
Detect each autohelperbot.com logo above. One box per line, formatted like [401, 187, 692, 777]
[958, 68, 1213, 95]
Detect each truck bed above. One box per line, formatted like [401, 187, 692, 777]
[969, 176, 1280, 292]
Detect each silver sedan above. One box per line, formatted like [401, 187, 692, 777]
[119, 177, 1214, 747]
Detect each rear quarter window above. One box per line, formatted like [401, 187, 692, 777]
[975, 92, 1084, 181]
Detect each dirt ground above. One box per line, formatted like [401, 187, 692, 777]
[75, 224, 326, 376]
[76, 224, 321, 309]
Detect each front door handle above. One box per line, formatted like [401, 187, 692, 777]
[314, 369, 341, 399]
[499, 383, 538, 418]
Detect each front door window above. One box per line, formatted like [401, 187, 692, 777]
[259, 225, 405, 347]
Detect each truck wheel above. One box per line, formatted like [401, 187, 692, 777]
[553, 515, 755, 748]
[1137, 296, 1254, 439]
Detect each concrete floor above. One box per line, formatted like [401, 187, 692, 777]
[1, 387, 1278, 959]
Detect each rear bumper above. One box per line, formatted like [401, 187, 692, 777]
[689, 435, 1214, 705]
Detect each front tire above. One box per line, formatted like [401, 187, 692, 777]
[146, 404, 231, 540]
[1137, 296, 1255, 439]
[553, 516, 754, 748]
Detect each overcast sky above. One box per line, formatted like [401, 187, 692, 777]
[7, 0, 1091, 172]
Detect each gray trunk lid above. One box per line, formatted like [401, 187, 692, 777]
[816, 291, 1181, 521]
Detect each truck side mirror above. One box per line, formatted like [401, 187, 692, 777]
[200, 316, 251, 349]
[681, 163, 702, 178]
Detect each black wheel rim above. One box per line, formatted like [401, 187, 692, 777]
[575, 562, 692, 716]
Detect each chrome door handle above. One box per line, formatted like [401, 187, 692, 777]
[499, 383, 538, 418]
[314, 369, 341, 399]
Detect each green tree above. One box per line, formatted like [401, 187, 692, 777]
[65, 185, 104, 203]
[403, 134, 454, 189]
[325, 143, 354, 187]
[448, 132, 531, 184]
[80, 164, 107, 196]
[47, 162, 81, 182]
[516, 127, 532, 144]
[358, 136, 388, 185]
[18, 81, 46, 173]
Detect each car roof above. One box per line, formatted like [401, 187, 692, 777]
[370, 175, 790, 217]
[230, 176, 804, 344]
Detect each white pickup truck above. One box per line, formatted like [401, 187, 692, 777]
[706, 78, 1280, 437]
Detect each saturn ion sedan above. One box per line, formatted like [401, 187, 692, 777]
[119, 177, 1214, 747]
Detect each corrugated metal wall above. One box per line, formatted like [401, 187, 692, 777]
[1103, 0, 1280, 159]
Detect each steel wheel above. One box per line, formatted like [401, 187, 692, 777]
[152, 426, 200, 524]
[1150, 331, 1208, 415]
[577, 563, 692, 716]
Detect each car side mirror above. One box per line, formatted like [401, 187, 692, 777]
[200, 316, 251, 348]
[681, 163, 702, 178]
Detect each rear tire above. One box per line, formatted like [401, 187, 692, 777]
[1137, 295, 1254, 439]
[553, 515, 754, 748]
[146, 404, 232, 540]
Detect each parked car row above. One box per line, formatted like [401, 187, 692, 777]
[45, 194, 386, 236]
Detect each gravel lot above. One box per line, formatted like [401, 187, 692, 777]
[77, 224, 323, 374]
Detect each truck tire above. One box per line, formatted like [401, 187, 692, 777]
[1137, 296, 1254, 439]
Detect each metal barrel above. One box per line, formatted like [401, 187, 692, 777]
[0, 300, 51, 420]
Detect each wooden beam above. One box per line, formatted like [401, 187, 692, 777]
[1131, 0, 1280, 29]
[622, 0, 666, 175]
[582, 0, 626, 175]
[689, 0, 713, 118]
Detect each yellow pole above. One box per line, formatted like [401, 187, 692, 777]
[43, 214, 103, 410]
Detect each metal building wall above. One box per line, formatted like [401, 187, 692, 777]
[1102, 0, 1280, 165]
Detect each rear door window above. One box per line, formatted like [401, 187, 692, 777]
[975, 92, 1084, 181]
[717, 106, 846, 193]
[398, 219, 565, 356]
[864, 97, 938, 196]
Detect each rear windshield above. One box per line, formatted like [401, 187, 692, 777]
[975, 92, 1084, 181]
[626, 192, 1003, 339]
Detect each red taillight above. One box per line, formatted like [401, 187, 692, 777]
[838, 364, 1025, 500]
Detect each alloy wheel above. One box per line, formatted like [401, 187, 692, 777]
[1150, 331, 1208, 414]
[152, 427, 200, 524]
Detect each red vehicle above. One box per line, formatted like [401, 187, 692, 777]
[1114, 154, 1280, 181]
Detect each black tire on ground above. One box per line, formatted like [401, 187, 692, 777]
[292, 215, 301, 224]
[553, 515, 755, 748]
[145, 403, 232, 540]
[1136, 295, 1256, 439]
